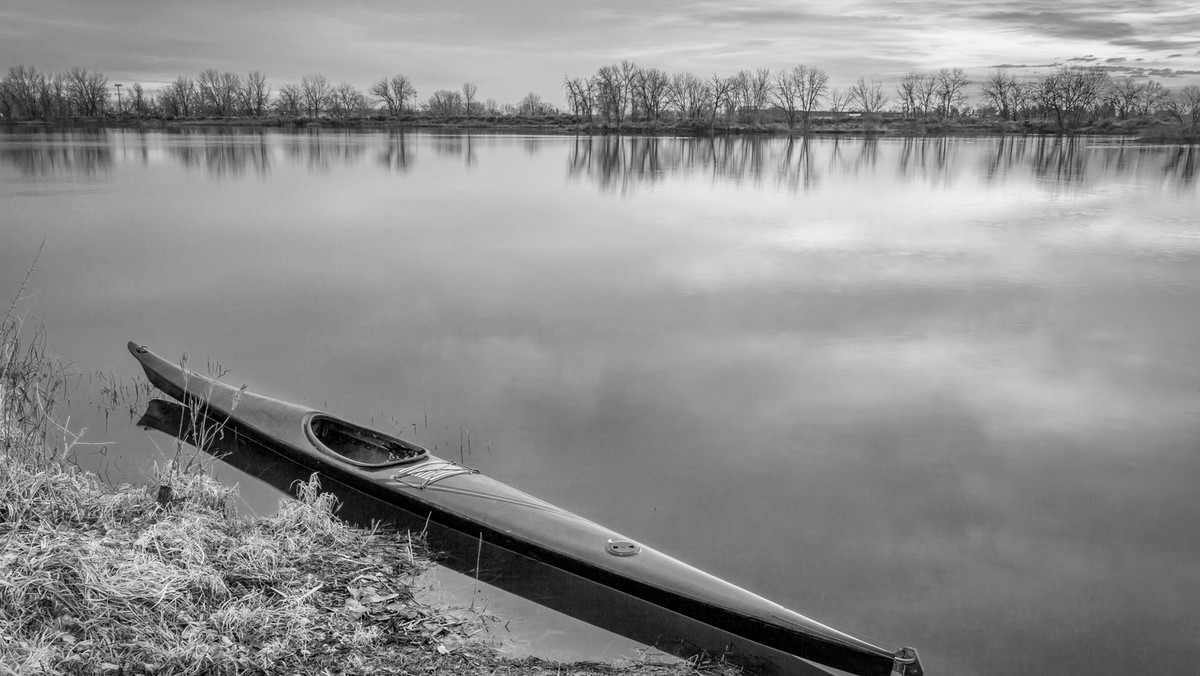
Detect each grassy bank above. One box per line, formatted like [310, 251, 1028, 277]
[0, 312, 736, 674]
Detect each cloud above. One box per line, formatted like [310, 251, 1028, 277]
[1143, 67, 1200, 77]
[1113, 36, 1200, 51]
[2, 0, 1199, 102]
[978, 9, 1136, 42]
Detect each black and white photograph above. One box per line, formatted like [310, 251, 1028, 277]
[2, 2, 1198, 675]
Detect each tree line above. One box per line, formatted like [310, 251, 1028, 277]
[0, 65, 553, 122]
[565, 61, 1200, 131]
[3, 61, 1199, 133]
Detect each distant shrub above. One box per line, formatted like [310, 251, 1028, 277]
[1138, 124, 1185, 142]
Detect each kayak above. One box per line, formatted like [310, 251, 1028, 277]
[128, 342, 922, 676]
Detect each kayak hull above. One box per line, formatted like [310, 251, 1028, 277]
[128, 342, 922, 676]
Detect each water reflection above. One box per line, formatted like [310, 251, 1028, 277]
[0, 128, 113, 177]
[975, 135, 1200, 189]
[562, 134, 1196, 194]
[566, 136, 665, 193]
[897, 137, 951, 183]
[1, 129, 1195, 193]
[566, 135, 805, 193]
[378, 131, 414, 172]
[4, 128, 1199, 676]
[1164, 144, 1196, 185]
[277, 130, 368, 173]
[165, 131, 272, 178]
[777, 137, 820, 191]
[430, 134, 478, 168]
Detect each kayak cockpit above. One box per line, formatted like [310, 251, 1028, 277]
[306, 415, 429, 467]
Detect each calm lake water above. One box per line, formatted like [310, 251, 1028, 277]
[2, 128, 1198, 675]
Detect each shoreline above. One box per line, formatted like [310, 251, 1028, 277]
[4, 114, 1197, 142]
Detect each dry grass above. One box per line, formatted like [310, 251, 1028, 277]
[1, 453, 446, 675]
[0, 442, 738, 676]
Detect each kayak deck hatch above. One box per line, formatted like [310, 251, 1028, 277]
[306, 414, 429, 467]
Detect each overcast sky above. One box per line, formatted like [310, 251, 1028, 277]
[3, 0, 1199, 106]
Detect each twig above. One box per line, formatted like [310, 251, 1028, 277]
[471, 531, 483, 611]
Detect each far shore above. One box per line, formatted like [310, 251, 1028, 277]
[4, 112, 1197, 142]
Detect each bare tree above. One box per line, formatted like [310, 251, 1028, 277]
[517, 92, 547, 116]
[300, 74, 332, 117]
[828, 87, 847, 129]
[914, 74, 937, 117]
[462, 82, 478, 116]
[980, 69, 1019, 120]
[370, 77, 398, 115]
[935, 68, 969, 118]
[632, 67, 670, 122]
[585, 60, 642, 123]
[1036, 71, 1066, 128]
[1107, 78, 1141, 119]
[619, 60, 640, 118]
[196, 68, 219, 113]
[276, 83, 302, 116]
[0, 78, 10, 119]
[128, 82, 146, 117]
[240, 71, 271, 117]
[741, 68, 772, 124]
[563, 76, 595, 120]
[848, 77, 888, 116]
[708, 73, 736, 125]
[1009, 79, 1035, 121]
[155, 89, 176, 117]
[1038, 65, 1110, 129]
[1164, 84, 1200, 132]
[772, 69, 801, 128]
[667, 71, 710, 121]
[733, 70, 753, 122]
[795, 66, 829, 128]
[1139, 80, 1169, 116]
[217, 72, 241, 115]
[330, 82, 366, 117]
[2, 65, 46, 119]
[197, 69, 240, 116]
[390, 75, 417, 114]
[41, 72, 68, 119]
[895, 73, 922, 117]
[372, 75, 418, 116]
[594, 64, 630, 124]
[772, 65, 828, 129]
[64, 66, 108, 116]
[164, 75, 196, 117]
[426, 89, 462, 116]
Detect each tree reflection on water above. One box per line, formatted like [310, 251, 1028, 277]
[1, 128, 1194, 192]
[0, 127, 113, 177]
